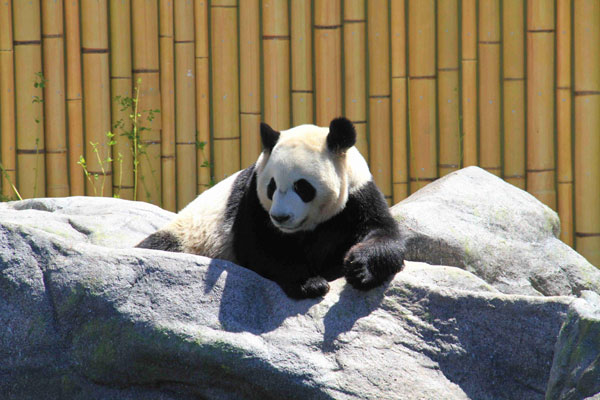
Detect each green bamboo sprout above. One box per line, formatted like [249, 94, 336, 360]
[0, 163, 23, 201]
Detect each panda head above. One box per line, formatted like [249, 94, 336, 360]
[256, 117, 371, 233]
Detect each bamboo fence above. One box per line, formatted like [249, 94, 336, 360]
[0, 0, 598, 266]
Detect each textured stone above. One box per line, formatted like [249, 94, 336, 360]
[0, 196, 173, 248]
[391, 167, 600, 296]
[547, 291, 600, 400]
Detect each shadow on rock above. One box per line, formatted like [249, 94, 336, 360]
[401, 286, 570, 400]
[321, 281, 388, 352]
[207, 259, 320, 335]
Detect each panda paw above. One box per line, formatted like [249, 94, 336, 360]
[300, 276, 330, 298]
[344, 247, 381, 290]
[281, 276, 330, 299]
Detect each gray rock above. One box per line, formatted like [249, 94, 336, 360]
[0, 196, 582, 399]
[546, 291, 600, 400]
[391, 166, 600, 297]
[0, 196, 174, 248]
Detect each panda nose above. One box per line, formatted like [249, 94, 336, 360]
[271, 213, 291, 224]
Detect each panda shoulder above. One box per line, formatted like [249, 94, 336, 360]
[346, 147, 372, 193]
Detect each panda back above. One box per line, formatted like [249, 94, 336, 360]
[165, 169, 243, 261]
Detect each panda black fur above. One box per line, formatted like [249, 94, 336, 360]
[137, 117, 406, 299]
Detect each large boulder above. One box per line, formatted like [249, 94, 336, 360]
[1, 196, 173, 248]
[1, 166, 599, 400]
[391, 166, 600, 297]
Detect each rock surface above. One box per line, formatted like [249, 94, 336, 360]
[1, 167, 599, 399]
[547, 291, 600, 400]
[391, 166, 600, 297]
[1, 196, 173, 248]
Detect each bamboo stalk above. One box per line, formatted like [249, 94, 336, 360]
[556, 0, 573, 246]
[437, 0, 460, 177]
[557, 181, 573, 248]
[574, 0, 600, 266]
[461, 0, 477, 167]
[314, 0, 342, 126]
[344, 0, 368, 160]
[211, 2, 241, 182]
[369, 98, 392, 203]
[408, 80, 437, 193]
[502, 0, 526, 190]
[527, 0, 556, 209]
[196, 55, 211, 193]
[290, 96, 313, 128]
[408, 0, 437, 193]
[195, 0, 211, 195]
[391, 0, 407, 202]
[131, 0, 162, 205]
[479, 0, 501, 177]
[81, 0, 111, 197]
[291, 0, 313, 126]
[240, 0, 261, 167]
[159, 0, 176, 210]
[109, 0, 134, 201]
[390, 0, 406, 81]
[263, 0, 290, 130]
[368, 0, 392, 204]
[14, 0, 46, 198]
[0, 0, 16, 198]
[392, 79, 408, 202]
[64, 0, 85, 196]
[174, 0, 197, 209]
[353, 123, 368, 166]
[41, 0, 69, 197]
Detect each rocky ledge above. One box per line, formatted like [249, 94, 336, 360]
[1, 167, 599, 400]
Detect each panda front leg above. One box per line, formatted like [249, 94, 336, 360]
[278, 276, 331, 299]
[344, 231, 406, 290]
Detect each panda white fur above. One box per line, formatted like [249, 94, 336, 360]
[137, 117, 406, 299]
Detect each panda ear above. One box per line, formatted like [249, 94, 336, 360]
[260, 122, 280, 152]
[327, 117, 357, 154]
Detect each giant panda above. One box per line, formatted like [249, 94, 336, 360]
[137, 117, 406, 299]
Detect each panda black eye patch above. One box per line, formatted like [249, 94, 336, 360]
[293, 179, 316, 202]
[267, 178, 276, 200]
